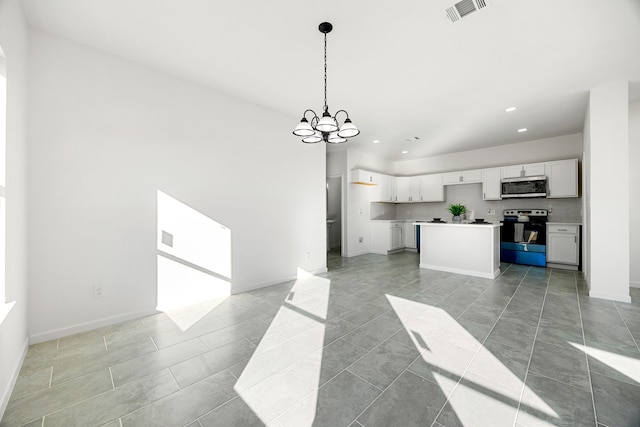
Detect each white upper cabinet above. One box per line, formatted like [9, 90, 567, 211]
[501, 162, 546, 178]
[482, 168, 502, 200]
[395, 177, 411, 202]
[375, 174, 396, 202]
[442, 169, 482, 185]
[546, 159, 578, 198]
[409, 176, 421, 202]
[419, 174, 445, 202]
[351, 169, 379, 185]
[395, 176, 421, 202]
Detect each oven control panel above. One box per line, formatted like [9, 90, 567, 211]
[504, 209, 548, 217]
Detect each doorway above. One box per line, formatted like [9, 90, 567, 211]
[326, 175, 343, 256]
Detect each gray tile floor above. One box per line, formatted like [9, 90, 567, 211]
[2, 252, 640, 426]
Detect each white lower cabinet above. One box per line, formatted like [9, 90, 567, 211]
[370, 221, 404, 254]
[547, 224, 580, 269]
[391, 226, 403, 250]
[404, 222, 416, 249]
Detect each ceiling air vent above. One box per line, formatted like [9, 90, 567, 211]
[446, 0, 488, 23]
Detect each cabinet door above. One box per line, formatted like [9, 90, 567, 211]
[420, 174, 444, 202]
[409, 177, 421, 202]
[376, 174, 392, 202]
[369, 221, 389, 254]
[442, 172, 462, 185]
[547, 159, 578, 198]
[523, 163, 545, 177]
[501, 165, 523, 178]
[547, 233, 579, 265]
[351, 169, 378, 185]
[461, 169, 482, 183]
[482, 168, 502, 200]
[404, 223, 416, 248]
[395, 177, 411, 202]
[390, 226, 403, 250]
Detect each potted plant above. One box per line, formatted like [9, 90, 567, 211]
[448, 203, 466, 223]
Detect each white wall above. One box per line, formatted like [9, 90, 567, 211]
[585, 82, 630, 302]
[629, 100, 640, 288]
[27, 30, 326, 341]
[582, 108, 591, 288]
[0, 0, 30, 416]
[394, 133, 583, 176]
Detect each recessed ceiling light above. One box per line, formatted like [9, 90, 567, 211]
[402, 150, 409, 154]
[517, 128, 528, 133]
[505, 107, 517, 112]
[373, 139, 380, 144]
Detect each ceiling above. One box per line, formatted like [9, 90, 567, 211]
[20, 0, 640, 161]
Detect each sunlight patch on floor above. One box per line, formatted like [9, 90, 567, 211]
[570, 341, 640, 384]
[387, 294, 559, 425]
[235, 270, 331, 425]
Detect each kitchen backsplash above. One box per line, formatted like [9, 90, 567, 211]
[371, 183, 582, 222]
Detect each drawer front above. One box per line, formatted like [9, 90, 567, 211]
[547, 224, 578, 234]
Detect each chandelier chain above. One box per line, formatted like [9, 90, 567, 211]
[324, 32, 328, 110]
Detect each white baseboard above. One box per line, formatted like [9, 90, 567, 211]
[630, 280, 640, 289]
[589, 290, 632, 303]
[420, 263, 500, 279]
[232, 274, 299, 294]
[0, 336, 29, 419]
[346, 249, 370, 257]
[29, 308, 158, 344]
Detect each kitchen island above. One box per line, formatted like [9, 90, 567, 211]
[415, 222, 502, 279]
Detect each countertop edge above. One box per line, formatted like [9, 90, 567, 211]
[414, 222, 501, 228]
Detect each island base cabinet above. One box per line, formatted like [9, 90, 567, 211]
[417, 223, 501, 279]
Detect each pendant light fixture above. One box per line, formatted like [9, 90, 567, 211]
[293, 22, 360, 144]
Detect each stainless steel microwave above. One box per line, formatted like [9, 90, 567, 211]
[501, 175, 547, 198]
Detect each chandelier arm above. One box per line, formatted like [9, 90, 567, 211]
[302, 109, 318, 121]
[334, 110, 350, 121]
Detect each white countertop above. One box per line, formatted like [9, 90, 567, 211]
[547, 222, 582, 225]
[414, 222, 501, 228]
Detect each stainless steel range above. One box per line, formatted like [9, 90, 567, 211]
[500, 209, 548, 267]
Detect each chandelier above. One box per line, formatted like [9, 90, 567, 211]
[293, 22, 360, 144]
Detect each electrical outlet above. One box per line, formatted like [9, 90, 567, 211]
[486, 209, 496, 215]
[305, 252, 310, 260]
[359, 237, 364, 243]
[93, 286, 104, 299]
